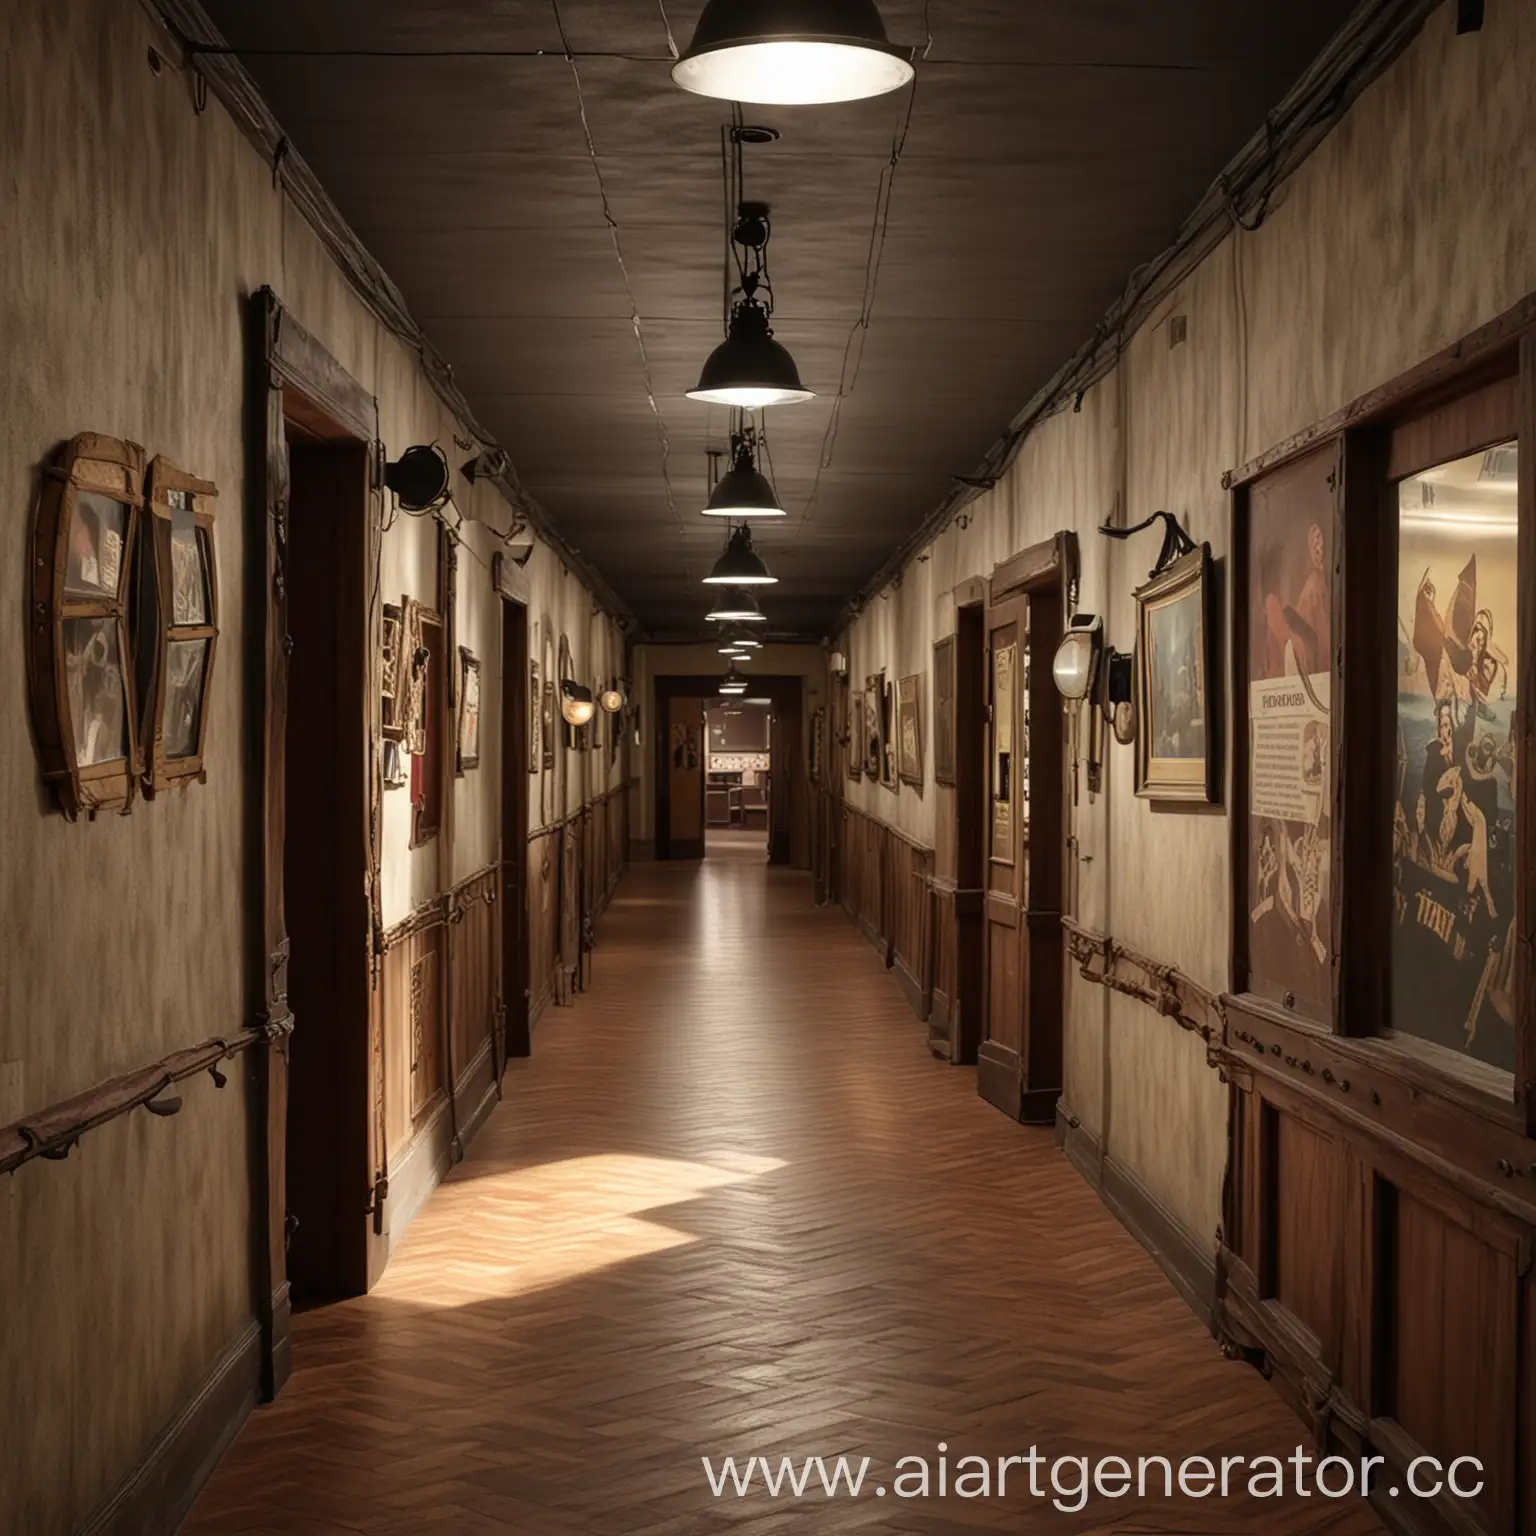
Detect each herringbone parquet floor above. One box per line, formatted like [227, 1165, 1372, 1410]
[182, 846, 1385, 1535]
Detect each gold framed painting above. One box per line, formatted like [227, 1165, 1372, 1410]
[897, 673, 923, 788]
[1134, 544, 1217, 803]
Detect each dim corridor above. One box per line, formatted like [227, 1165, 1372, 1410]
[182, 854, 1384, 1535]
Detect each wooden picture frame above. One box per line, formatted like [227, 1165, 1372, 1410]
[140, 455, 219, 797]
[540, 680, 556, 773]
[457, 648, 481, 773]
[528, 655, 542, 772]
[1134, 544, 1217, 803]
[879, 674, 897, 792]
[897, 673, 923, 788]
[408, 604, 444, 847]
[380, 602, 404, 741]
[932, 635, 956, 786]
[864, 672, 883, 779]
[808, 706, 825, 784]
[847, 691, 864, 781]
[28, 432, 145, 820]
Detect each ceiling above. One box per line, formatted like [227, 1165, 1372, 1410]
[203, 0, 1360, 638]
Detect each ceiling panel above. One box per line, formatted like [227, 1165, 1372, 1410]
[205, 0, 1359, 635]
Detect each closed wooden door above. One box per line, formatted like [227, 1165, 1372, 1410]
[663, 696, 706, 858]
[980, 595, 1029, 1116]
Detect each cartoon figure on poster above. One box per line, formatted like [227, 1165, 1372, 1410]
[1390, 444, 1518, 1069]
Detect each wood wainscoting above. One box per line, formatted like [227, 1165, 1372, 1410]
[1058, 912, 1533, 1536]
[1217, 1004, 1536, 1536]
[830, 800, 938, 1028]
[529, 785, 629, 1028]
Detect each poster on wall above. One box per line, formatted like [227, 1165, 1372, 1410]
[1243, 445, 1336, 1019]
[1135, 547, 1216, 802]
[1389, 442, 1518, 1072]
[897, 674, 923, 788]
[933, 636, 956, 786]
[848, 691, 864, 782]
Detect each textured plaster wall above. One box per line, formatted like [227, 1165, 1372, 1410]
[0, 0, 624, 1528]
[835, 0, 1536, 1247]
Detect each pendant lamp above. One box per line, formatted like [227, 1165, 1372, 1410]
[706, 586, 767, 624]
[689, 300, 813, 410]
[672, 0, 915, 106]
[719, 663, 749, 695]
[704, 525, 776, 586]
[703, 432, 786, 518]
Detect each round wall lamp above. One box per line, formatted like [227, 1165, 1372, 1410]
[703, 432, 786, 518]
[706, 586, 768, 624]
[704, 524, 777, 586]
[1052, 614, 1103, 702]
[689, 301, 813, 410]
[599, 685, 626, 714]
[384, 444, 451, 512]
[671, 0, 915, 106]
[560, 681, 596, 727]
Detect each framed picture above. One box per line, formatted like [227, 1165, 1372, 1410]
[809, 707, 825, 784]
[457, 648, 481, 773]
[381, 603, 404, 741]
[1135, 544, 1217, 803]
[381, 738, 408, 789]
[847, 691, 864, 781]
[864, 672, 884, 779]
[932, 636, 956, 786]
[28, 432, 145, 819]
[897, 674, 923, 788]
[878, 674, 897, 791]
[540, 680, 556, 772]
[528, 656, 542, 772]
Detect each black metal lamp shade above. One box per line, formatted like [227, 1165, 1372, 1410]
[703, 525, 777, 586]
[706, 586, 767, 623]
[688, 302, 814, 410]
[703, 439, 786, 518]
[672, 0, 915, 105]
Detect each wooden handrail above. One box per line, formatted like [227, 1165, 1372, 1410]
[0, 1022, 283, 1176]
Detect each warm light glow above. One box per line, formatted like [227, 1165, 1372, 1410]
[687, 383, 815, 410]
[369, 1152, 785, 1306]
[702, 570, 775, 585]
[599, 688, 626, 713]
[561, 698, 596, 727]
[672, 40, 913, 106]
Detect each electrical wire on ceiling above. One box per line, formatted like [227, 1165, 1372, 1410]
[788, 59, 921, 550]
[836, 0, 1451, 634]
[548, 0, 689, 575]
[655, 0, 679, 61]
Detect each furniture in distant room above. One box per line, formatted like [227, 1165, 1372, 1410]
[740, 783, 768, 830]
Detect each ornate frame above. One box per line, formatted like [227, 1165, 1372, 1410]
[28, 432, 145, 819]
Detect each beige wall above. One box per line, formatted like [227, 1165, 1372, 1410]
[0, 0, 623, 1529]
[836, 0, 1536, 1245]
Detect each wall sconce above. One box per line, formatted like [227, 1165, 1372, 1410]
[384, 444, 451, 512]
[599, 683, 626, 714]
[829, 650, 848, 676]
[561, 681, 596, 727]
[1051, 614, 1103, 702]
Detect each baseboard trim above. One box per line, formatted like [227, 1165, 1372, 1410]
[1056, 1102, 1216, 1332]
[385, 1095, 455, 1246]
[79, 1319, 261, 1536]
[857, 913, 885, 958]
[529, 983, 554, 1030]
[451, 1034, 498, 1157]
[893, 956, 928, 1022]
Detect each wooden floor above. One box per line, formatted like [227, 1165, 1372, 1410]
[184, 852, 1384, 1535]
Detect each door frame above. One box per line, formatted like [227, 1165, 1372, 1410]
[978, 532, 1074, 1123]
[950, 584, 988, 1065]
[495, 556, 532, 1066]
[247, 288, 378, 1397]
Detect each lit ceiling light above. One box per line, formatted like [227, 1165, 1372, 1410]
[704, 524, 777, 586]
[691, 201, 813, 410]
[717, 625, 763, 651]
[672, 0, 915, 106]
[703, 430, 786, 518]
[689, 299, 813, 410]
[706, 586, 768, 624]
[719, 661, 749, 695]
[560, 680, 596, 727]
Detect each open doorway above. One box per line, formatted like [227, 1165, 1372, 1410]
[705, 698, 771, 859]
[281, 417, 373, 1305]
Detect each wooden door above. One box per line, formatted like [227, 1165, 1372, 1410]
[979, 595, 1029, 1116]
[663, 695, 706, 859]
[500, 598, 530, 1062]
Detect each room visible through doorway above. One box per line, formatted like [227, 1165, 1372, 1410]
[705, 697, 771, 858]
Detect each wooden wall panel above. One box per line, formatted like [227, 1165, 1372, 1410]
[380, 916, 446, 1159]
[529, 829, 561, 1021]
[1273, 1113, 1342, 1351]
[448, 868, 498, 1086]
[1390, 1191, 1518, 1532]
